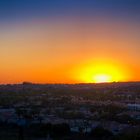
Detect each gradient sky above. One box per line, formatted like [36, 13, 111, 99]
[0, 0, 140, 83]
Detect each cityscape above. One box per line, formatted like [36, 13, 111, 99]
[0, 82, 139, 139]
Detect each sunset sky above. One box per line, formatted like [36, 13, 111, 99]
[0, 0, 140, 84]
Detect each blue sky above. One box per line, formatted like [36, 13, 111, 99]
[0, 0, 140, 22]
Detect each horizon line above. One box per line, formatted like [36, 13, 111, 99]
[0, 81, 140, 85]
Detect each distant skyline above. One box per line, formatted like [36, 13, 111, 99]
[0, 0, 140, 84]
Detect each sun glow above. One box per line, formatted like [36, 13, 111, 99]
[74, 62, 127, 83]
[93, 74, 112, 83]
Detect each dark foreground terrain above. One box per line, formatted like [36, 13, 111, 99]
[0, 82, 140, 140]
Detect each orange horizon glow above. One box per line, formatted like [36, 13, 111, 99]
[0, 18, 140, 84]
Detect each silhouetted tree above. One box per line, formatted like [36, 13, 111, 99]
[52, 123, 70, 137]
[90, 126, 113, 139]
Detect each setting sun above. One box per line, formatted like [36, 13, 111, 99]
[93, 74, 112, 83]
[73, 62, 128, 83]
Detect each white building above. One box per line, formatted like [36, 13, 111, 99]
[127, 104, 140, 111]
